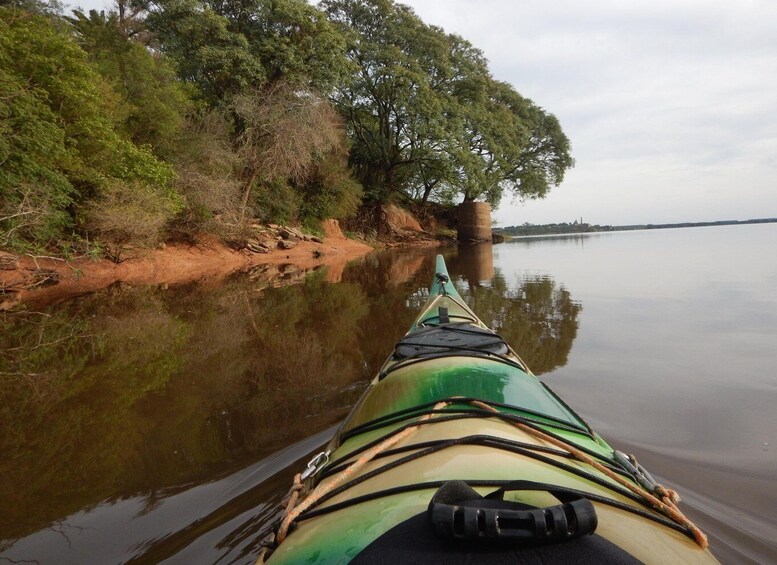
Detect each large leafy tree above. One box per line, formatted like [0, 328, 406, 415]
[142, 0, 350, 105]
[323, 0, 451, 202]
[460, 80, 573, 205]
[322, 0, 573, 207]
[67, 9, 192, 158]
[142, 0, 265, 105]
[210, 0, 352, 90]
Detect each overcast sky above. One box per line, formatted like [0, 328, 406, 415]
[398, 0, 777, 226]
[72, 0, 777, 226]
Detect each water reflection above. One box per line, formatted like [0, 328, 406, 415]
[506, 233, 594, 247]
[0, 273, 377, 547]
[0, 246, 582, 563]
[455, 243, 494, 286]
[450, 244, 582, 375]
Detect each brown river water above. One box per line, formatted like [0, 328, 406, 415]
[1, 223, 776, 564]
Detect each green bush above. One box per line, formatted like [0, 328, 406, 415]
[297, 147, 363, 222]
[68, 9, 193, 159]
[253, 179, 303, 225]
[0, 8, 179, 251]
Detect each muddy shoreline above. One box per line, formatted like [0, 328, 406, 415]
[0, 221, 396, 310]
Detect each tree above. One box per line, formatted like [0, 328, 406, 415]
[67, 9, 192, 158]
[455, 80, 573, 205]
[143, 0, 350, 106]
[140, 0, 360, 226]
[323, 0, 451, 202]
[143, 0, 265, 105]
[208, 0, 351, 91]
[0, 38, 73, 245]
[0, 8, 176, 250]
[322, 0, 573, 207]
[169, 109, 245, 236]
[230, 81, 346, 222]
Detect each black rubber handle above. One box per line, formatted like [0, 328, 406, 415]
[429, 481, 597, 544]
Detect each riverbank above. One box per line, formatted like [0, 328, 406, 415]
[0, 220, 381, 310]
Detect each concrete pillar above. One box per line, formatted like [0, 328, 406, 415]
[457, 202, 492, 242]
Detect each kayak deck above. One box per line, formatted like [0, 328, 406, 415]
[262, 255, 717, 564]
[339, 356, 601, 452]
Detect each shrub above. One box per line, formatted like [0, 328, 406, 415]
[169, 111, 245, 238]
[82, 180, 181, 247]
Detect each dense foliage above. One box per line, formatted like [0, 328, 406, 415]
[322, 0, 573, 206]
[0, 7, 176, 250]
[0, 0, 573, 252]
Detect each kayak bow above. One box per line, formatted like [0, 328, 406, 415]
[261, 255, 717, 564]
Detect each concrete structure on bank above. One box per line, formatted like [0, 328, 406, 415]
[457, 202, 492, 242]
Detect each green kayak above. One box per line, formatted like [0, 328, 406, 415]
[260, 255, 717, 564]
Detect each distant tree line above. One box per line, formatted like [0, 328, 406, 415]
[0, 0, 573, 254]
[497, 222, 611, 237]
[497, 218, 777, 237]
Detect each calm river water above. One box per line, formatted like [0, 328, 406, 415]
[1, 223, 776, 564]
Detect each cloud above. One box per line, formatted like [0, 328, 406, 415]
[401, 0, 777, 224]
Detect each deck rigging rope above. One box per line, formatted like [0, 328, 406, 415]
[274, 401, 449, 544]
[468, 399, 708, 549]
[271, 398, 708, 551]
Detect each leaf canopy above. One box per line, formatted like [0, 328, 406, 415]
[322, 0, 573, 206]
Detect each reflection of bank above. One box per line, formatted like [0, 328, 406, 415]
[456, 243, 494, 287]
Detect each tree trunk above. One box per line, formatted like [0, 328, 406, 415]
[239, 170, 258, 223]
[421, 184, 434, 204]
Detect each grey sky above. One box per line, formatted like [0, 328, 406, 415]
[70, 0, 777, 225]
[399, 0, 777, 225]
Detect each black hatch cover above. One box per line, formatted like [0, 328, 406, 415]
[394, 324, 509, 359]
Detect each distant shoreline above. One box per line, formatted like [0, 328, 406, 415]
[495, 217, 777, 237]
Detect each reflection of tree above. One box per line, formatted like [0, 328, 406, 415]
[0, 289, 190, 540]
[0, 270, 378, 541]
[229, 272, 372, 449]
[506, 234, 591, 247]
[341, 249, 439, 370]
[0, 250, 447, 544]
[0, 249, 577, 556]
[460, 271, 582, 375]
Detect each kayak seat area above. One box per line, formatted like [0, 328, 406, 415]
[393, 323, 509, 360]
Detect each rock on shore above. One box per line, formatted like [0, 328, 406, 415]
[0, 220, 372, 310]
